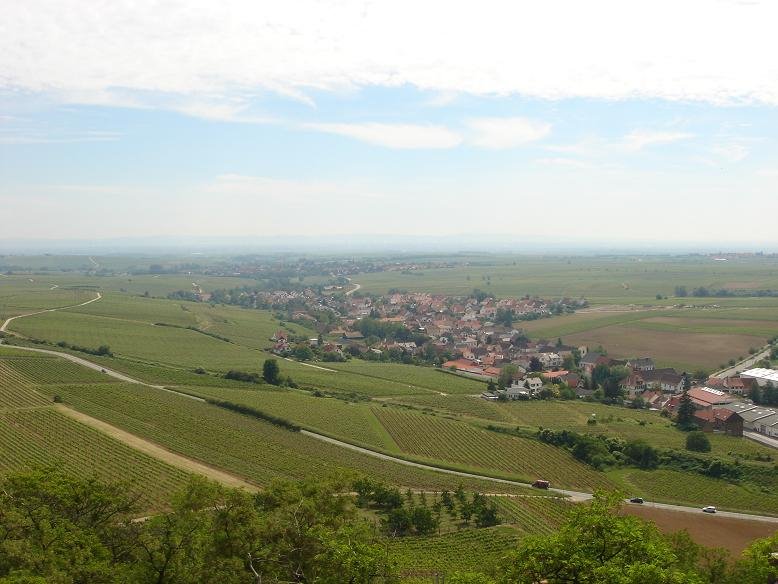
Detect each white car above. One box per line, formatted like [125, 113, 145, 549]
[702, 506, 717, 514]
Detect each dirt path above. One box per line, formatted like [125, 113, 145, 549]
[283, 357, 337, 372]
[345, 282, 361, 296]
[55, 404, 258, 491]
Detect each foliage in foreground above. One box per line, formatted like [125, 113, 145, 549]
[0, 470, 394, 584]
[2, 473, 778, 583]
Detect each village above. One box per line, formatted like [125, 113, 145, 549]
[266, 286, 778, 444]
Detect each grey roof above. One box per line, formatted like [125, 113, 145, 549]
[737, 407, 778, 423]
[580, 352, 605, 365]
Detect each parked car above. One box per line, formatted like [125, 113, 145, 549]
[702, 506, 717, 513]
[532, 480, 550, 489]
[628, 497, 644, 504]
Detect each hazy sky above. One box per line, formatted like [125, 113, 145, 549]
[2, 0, 777, 245]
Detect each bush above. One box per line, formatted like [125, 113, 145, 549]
[686, 431, 711, 452]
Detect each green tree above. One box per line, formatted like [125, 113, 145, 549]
[499, 364, 518, 387]
[685, 431, 711, 452]
[676, 389, 696, 430]
[262, 358, 280, 384]
[500, 491, 705, 583]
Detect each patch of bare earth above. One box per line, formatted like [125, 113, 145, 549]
[623, 506, 776, 556]
[564, 326, 765, 370]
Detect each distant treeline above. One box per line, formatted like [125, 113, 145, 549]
[674, 285, 778, 298]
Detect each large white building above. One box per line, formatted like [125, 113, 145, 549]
[741, 368, 778, 387]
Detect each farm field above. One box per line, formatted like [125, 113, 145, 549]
[323, 361, 485, 395]
[624, 505, 778, 556]
[613, 469, 778, 516]
[393, 398, 777, 462]
[354, 255, 778, 300]
[373, 407, 614, 491]
[185, 385, 397, 449]
[387, 526, 521, 580]
[0, 363, 191, 511]
[33, 379, 537, 495]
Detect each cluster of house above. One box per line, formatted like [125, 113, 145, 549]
[465, 345, 778, 439]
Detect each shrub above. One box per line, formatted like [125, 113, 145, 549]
[686, 431, 711, 452]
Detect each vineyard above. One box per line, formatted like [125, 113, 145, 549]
[494, 495, 574, 534]
[0, 360, 49, 410]
[3, 355, 117, 385]
[186, 386, 397, 449]
[37, 381, 538, 495]
[374, 408, 615, 491]
[615, 469, 778, 516]
[0, 408, 190, 511]
[386, 526, 521, 578]
[324, 361, 486, 395]
[389, 393, 512, 422]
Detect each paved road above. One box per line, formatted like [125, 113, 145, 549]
[715, 346, 772, 378]
[744, 430, 778, 450]
[345, 282, 361, 296]
[0, 292, 103, 333]
[301, 430, 593, 501]
[633, 500, 778, 524]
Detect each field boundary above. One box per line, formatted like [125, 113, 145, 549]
[53, 404, 258, 491]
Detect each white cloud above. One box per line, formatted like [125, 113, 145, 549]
[623, 130, 693, 150]
[0, 128, 120, 144]
[711, 143, 749, 162]
[535, 157, 593, 169]
[2, 0, 777, 112]
[466, 117, 551, 149]
[304, 122, 462, 149]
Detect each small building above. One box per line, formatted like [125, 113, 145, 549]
[693, 408, 744, 436]
[627, 357, 655, 372]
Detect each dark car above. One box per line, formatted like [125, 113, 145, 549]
[628, 497, 644, 504]
[532, 480, 550, 489]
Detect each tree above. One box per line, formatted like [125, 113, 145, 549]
[262, 358, 280, 384]
[675, 285, 688, 297]
[500, 491, 706, 583]
[494, 307, 514, 327]
[293, 344, 314, 361]
[686, 431, 711, 452]
[528, 357, 543, 372]
[676, 388, 696, 430]
[499, 364, 518, 387]
[623, 440, 658, 469]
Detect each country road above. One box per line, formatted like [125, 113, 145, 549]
[715, 345, 772, 378]
[345, 282, 361, 295]
[2, 298, 778, 521]
[0, 292, 103, 333]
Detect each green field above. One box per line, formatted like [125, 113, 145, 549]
[186, 385, 398, 449]
[374, 408, 613, 491]
[31, 378, 535, 495]
[0, 357, 191, 511]
[354, 255, 778, 301]
[614, 469, 778, 515]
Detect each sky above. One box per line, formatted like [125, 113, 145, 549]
[1, 0, 777, 248]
